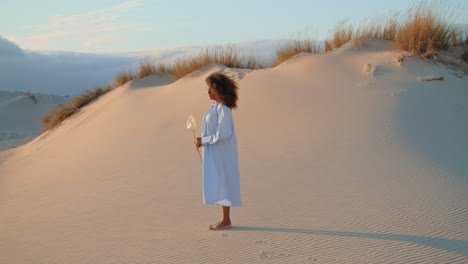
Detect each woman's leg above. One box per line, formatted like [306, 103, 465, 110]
[209, 206, 232, 230]
[222, 206, 231, 222]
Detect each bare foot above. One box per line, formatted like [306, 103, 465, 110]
[209, 220, 232, 230]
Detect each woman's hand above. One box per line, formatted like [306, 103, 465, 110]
[194, 137, 202, 150]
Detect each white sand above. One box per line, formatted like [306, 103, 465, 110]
[0, 91, 71, 151]
[0, 40, 467, 263]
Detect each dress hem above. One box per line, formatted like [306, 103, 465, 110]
[204, 199, 241, 207]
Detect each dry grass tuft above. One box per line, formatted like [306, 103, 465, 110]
[41, 84, 118, 132]
[273, 39, 323, 66]
[172, 45, 260, 80]
[245, 55, 262, 69]
[116, 71, 137, 86]
[382, 16, 399, 41]
[325, 40, 334, 52]
[105, 81, 118, 91]
[330, 22, 354, 50]
[325, 1, 465, 57]
[353, 17, 398, 47]
[138, 60, 174, 78]
[395, 2, 464, 57]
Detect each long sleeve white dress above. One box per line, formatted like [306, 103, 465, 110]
[201, 101, 241, 207]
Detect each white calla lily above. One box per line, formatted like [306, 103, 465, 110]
[187, 114, 202, 163]
[186, 114, 196, 129]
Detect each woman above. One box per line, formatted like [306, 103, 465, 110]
[194, 72, 241, 231]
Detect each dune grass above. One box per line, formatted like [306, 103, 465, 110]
[171, 45, 261, 80]
[273, 39, 323, 66]
[394, 2, 464, 57]
[138, 60, 175, 78]
[325, 1, 466, 57]
[326, 22, 354, 52]
[41, 82, 118, 132]
[116, 71, 137, 86]
[136, 45, 261, 81]
[352, 17, 400, 48]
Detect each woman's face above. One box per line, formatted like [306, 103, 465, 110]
[208, 85, 219, 101]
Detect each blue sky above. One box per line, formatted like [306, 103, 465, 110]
[1, 0, 467, 53]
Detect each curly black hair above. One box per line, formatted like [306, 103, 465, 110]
[205, 72, 239, 109]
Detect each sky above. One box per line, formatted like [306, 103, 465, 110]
[2, 0, 467, 53]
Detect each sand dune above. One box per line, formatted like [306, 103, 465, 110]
[0, 40, 467, 263]
[0, 90, 71, 151]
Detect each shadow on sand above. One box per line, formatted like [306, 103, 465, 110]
[230, 226, 467, 255]
[129, 74, 173, 89]
[398, 63, 468, 182]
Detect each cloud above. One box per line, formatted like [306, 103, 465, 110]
[2, 35, 19, 43]
[0, 36, 23, 56]
[84, 35, 122, 47]
[25, 0, 152, 49]
[0, 38, 140, 96]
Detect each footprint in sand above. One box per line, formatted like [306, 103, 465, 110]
[221, 234, 230, 237]
[307, 256, 319, 262]
[259, 250, 290, 260]
[364, 63, 376, 76]
[254, 240, 266, 244]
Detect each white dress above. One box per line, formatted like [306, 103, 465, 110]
[201, 101, 241, 207]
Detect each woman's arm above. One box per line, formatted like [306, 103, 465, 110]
[201, 104, 233, 145]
